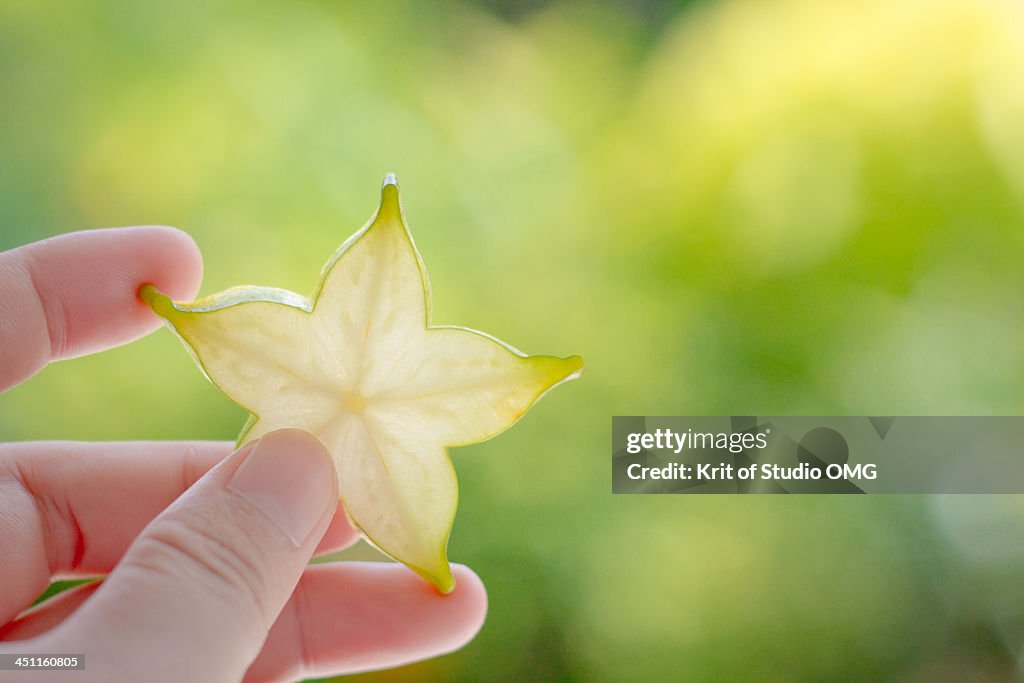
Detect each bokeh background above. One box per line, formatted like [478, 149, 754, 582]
[3, 0, 1024, 680]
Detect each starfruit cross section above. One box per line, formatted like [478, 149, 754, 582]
[141, 175, 582, 593]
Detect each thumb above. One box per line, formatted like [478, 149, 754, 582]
[46, 429, 338, 682]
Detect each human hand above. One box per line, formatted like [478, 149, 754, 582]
[0, 227, 487, 682]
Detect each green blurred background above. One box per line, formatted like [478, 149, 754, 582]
[3, 0, 1024, 680]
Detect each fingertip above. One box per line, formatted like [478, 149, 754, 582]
[0, 225, 208, 382]
[450, 563, 486, 599]
[129, 225, 203, 302]
[38, 226, 204, 352]
[255, 428, 338, 497]
[260, 427, 328, 452]
[105, 226, 203, 353]
[444, 564, 488, 648]
[226, 428, 338, 548]
[246, 562, 488, 681]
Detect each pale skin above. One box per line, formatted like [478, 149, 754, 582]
[0, 227, 487, 682]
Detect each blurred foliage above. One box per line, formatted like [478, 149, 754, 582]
[2, 0, 1024, 680]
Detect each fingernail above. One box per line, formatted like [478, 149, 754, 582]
[227, 429, 336, 547]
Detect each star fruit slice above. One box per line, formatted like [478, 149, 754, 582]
[140, 175, 583, 592]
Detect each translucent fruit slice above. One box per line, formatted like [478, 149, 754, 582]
[141, 175, 583, 592]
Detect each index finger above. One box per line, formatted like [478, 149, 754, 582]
[0, 226, 203, 392]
